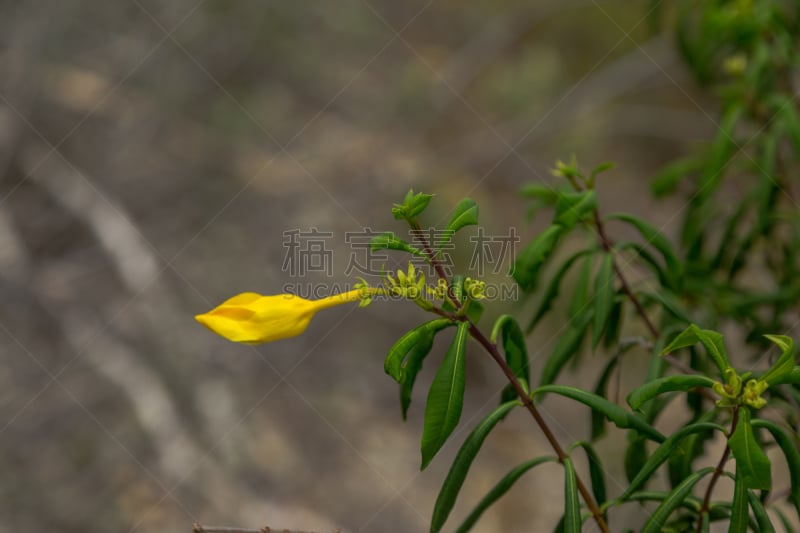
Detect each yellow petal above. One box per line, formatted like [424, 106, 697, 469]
[220, 292, 263, 306]
[196, 290, 367, 345]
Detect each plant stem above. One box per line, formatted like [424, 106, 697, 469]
[468, 321, 609, 532]
[696, 406, 740, 533]
[592, 211, 717, 401]
[412, 221, 610, 533]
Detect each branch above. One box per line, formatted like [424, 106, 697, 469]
[592, 210, 717, 402]
[696, 406, 739, 532]
[412, 225, 610, 533]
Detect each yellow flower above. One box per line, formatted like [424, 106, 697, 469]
[195, 289, 365, 344]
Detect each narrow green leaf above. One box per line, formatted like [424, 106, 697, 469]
[751, 418, 800, 516]
[533, 385, 665, 443]
[393, 190, 434, 220]
[652, 156, 701, 197]
[729, 467, 748, 533]
[641, 467, 715, 533]
[661, 324, 731, 374]
[616, 241, 669, 288]
[603, 298, 624, 349]
[491, 316, 530, 404]
[619, 422, 725, 500]
[607, 212, 682, 288]
[520, 183, 559, 204]
[384, 318, 454, 382]
[625, 434, 648, 485]
[592, 254, 615, 349]
[770, 365, 800, 385]
[445, 198, 479, 235]
[370, 231, 425, 257]
[590, 161, 615, 179]
[430, 401, 518, 532]
[570, 441, 607, 510]
[643, 290, 693, 325]
[563, 458, 581, 533]
[627, 375, 716, 411]
[592, 355, 620, 440]
[698, 105, 741, 198]
[779, 97, 800, 154]
[526, 249, 594, 333]
[421, 321, 470, 469]
[455, 456, 558, 532]
[746, 490, 775, 533]
[668, 410, 718, 489]
[512, 225, 563, 291]
[728, 408, 771, 491]
[772, 506, 795, 533]
[760, 334, 795, 386]
[568, 252, 594, 320]
[554, 190, 597, 230]
[538, 309, 592, 389]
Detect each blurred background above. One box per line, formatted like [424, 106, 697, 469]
[0, 1, 722, 532]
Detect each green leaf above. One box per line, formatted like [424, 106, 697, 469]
[456, 456, 558, 533]
[661, 324, 731, 375]
[562, 457, 581, 533]
[592, 254, 615, 349]
[533, 385, 665, 443]
[430, 401, 518, 532]
[627, 375, 716, 411]
[751, 418, 800, 516]
[652, 156, 701, 197]
[445, 198, 478, 235]
[392, 190, 434, 220]
[384, 318, 454, 382]
[570, 441, 607, 510]
[668, 410, 718, 489]
[728, 408, 771, 491]
[538, 309, 592, 389]
[772, 506, 795, 533]
[554, 190, 597, 230]
[625, 434, 648, 485]
[641, 467, 715, 533]
[729, 467, 748, 533]
[520, 183, 559, 204]
[603, 298, 624, 349]
[527, 249, 595, 333]
[746, 490, 775, 533]
[606, 212, 682, 289]
[370, 231, 425, 257]
[619, 422, 725, 500]
[770, 365, 800, 385]
[421, 321, 470, 469]
[698, 105, 741, 199]
[568, 252, 594, 320]
[592, 355, 620, 440]
[643, 290, 693, 325]
[590, 161, 615, 180]
[760, 334, 795, 386]
[512, 225, 563, 291]
[491, 316, 530, 404]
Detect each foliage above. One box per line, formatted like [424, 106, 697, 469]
[196, 1, 800, 531]
[376, 2, 800, 529]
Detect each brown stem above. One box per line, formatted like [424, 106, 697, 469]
[696, 406, 740, 532]
[468, 322, 609, 532]
[593, 211, 717, 402]
[412, 220, 610, 533]
[593, 211, 659, 338]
